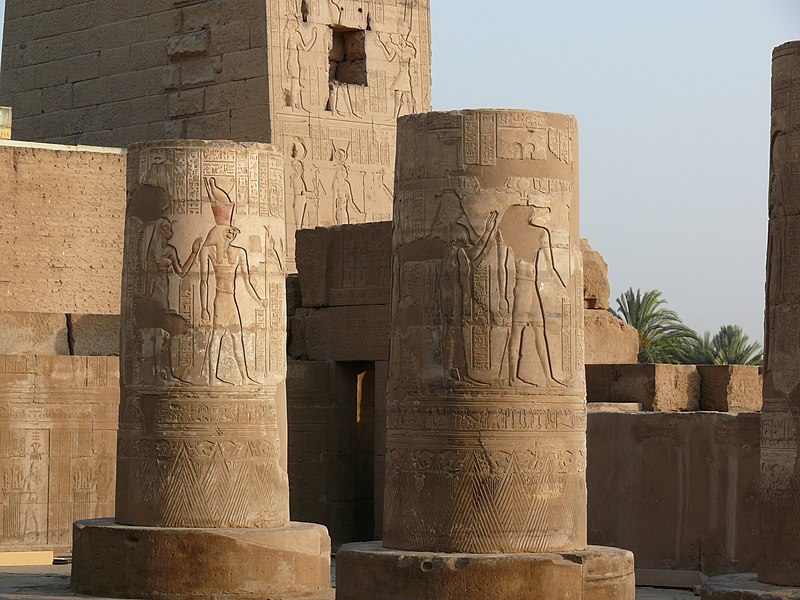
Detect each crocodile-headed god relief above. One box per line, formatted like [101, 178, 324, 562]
[384, 110, 586, 554]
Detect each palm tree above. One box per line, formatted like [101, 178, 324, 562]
[683, 324, 763, 365]
[610, 288, 698, 364]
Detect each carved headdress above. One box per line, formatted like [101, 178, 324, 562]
[204, 177, 235, 226]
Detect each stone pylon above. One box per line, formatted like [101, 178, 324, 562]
[70, 140, 332, 600]
[335, 110, 635, 600]
[703, 41, 800, 600]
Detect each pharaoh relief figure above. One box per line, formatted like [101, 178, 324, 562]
[285, 14, 317, 111]
[332, 147, 365, 225]
[378, 32, 418, 119]
[141, 215, 202, 383]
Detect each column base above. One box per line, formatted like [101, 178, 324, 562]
[71, 518, 333, 600]
[702, 574, 800, 599]
[335, 542, 634, 600]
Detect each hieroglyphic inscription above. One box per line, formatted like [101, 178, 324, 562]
[388, 405, 586, 432]
[471, 265, 491, 370]
[0, 355, 118, 552]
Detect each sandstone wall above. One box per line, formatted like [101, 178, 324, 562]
[0, 141, 125, 316]
[0, 0, 271, 146]
[588, 412, 760, 575]
[587, 364, 763, 413]
[0, 355, 119, 555]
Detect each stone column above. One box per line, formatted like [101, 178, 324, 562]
[761, 40, 800, 588]
[703, 41, 800, 600]
[336, 110, 634, 600]
[71, 141, 332, 600]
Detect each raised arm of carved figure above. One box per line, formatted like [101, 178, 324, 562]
[466, 210, 498, 265]
[301, 27, 318, 52]
[377, 33, 397, 60]
[176, 237, 203, 278]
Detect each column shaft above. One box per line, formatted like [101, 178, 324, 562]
[762, 41, 800, 587]
[384, 110, 586, 554]
[115, 141, 290, 529]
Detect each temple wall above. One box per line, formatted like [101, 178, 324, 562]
[0, 141, 125, 316]
[0, 0, 270, 146]
[0, 354, 119, 555]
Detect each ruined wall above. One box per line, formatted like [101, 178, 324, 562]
[0, 0, 271, 146]
[0, 141, 125, 316]
[0, 355, 119, 555]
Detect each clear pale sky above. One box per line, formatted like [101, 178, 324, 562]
[1, 1, 797, 342]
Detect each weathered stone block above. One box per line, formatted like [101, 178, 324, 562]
[71, 519, 332, 599]
[181, 55, 222, 87]
[584, 310, 639, 365]
[0, 143, 126, 315]
[204, 80, 246, 112]
[698, 365, 762, 413]
[70, 314, 120, 356]
[168, 89, 205, 117]
[586, 364, 701, 412]
[166, 30, 210, 59]
[301, 305, 390, 362]
[0, 312, 68, 355]
[65, 53, 100, 83]
[296, 222, 392, 308]
[580, 239, 610, 310]
[99, 45, 132, 77]
[336, 543, 634, 600]
[588, 412, 760, 575]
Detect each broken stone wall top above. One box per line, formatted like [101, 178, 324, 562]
[0, 141, 125, 315]
[580, 238, 610, 310]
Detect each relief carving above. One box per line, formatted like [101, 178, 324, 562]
[268, 0, 433, 270]
[117, 141, 289, 529]
[384, 110, 585, 555]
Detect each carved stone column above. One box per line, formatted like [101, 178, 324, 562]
[336, 110, 634, 600]
[113, 141, 289, 528]
[71, 141, 332, 600]
[703, 40, 800, 600]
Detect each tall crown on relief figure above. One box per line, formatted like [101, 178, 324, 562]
[204, 176, 235, 225]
